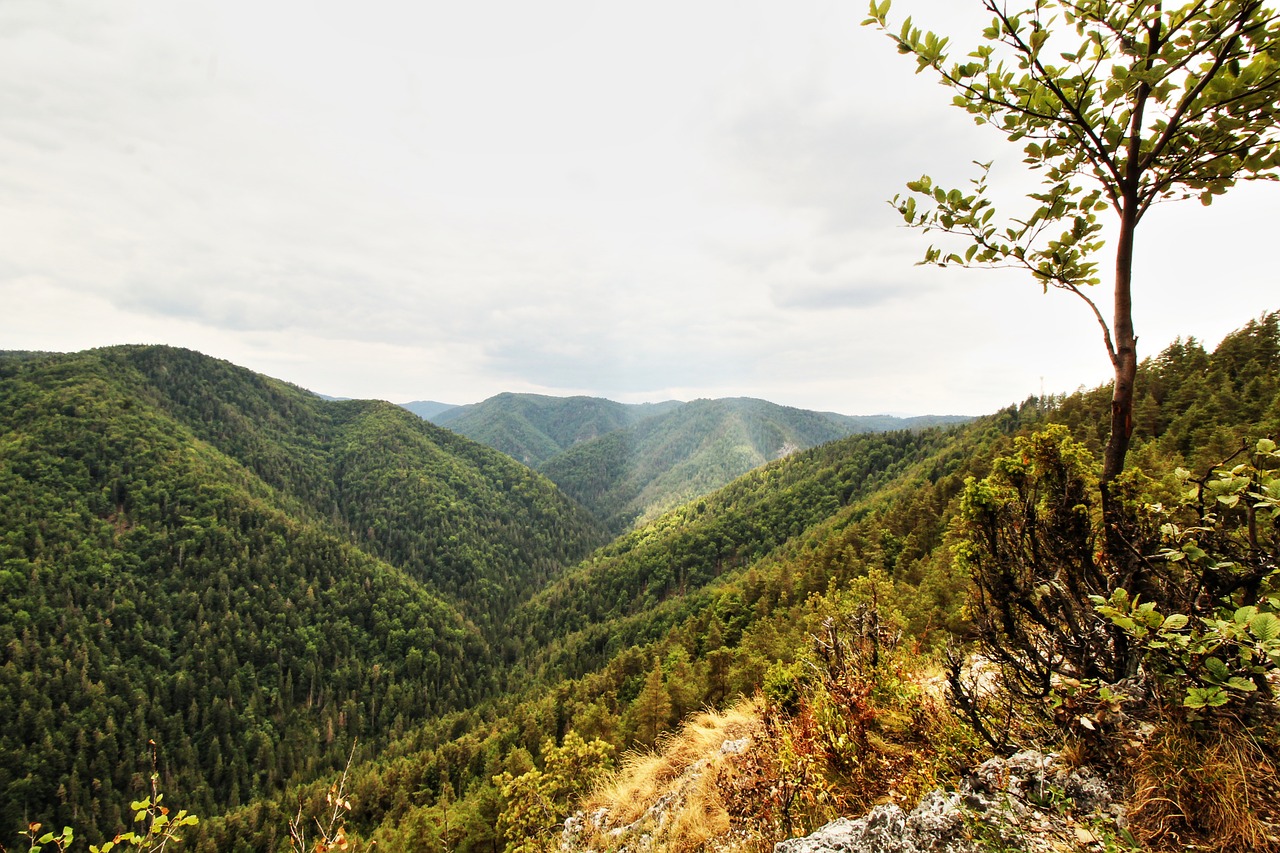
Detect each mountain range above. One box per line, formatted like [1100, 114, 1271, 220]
[408, 392, 969, 534]
[2, 312, 1277, 851]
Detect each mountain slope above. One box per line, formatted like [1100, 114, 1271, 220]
[428, 392, 680, 467]
[420, 392, 969, 536]
[212, 313, 1279, 853]
[0, 346, 604, 844]
[12, 315, 1277, 852]
[103, 346, 606, 635]
[399, 400, 457, 420]
[540, 397, 968, 534]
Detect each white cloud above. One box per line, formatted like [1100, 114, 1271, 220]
[1, 0, 1274, 416]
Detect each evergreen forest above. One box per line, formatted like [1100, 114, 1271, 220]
[2, 312, 1279, 851]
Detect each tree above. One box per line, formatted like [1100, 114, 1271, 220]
[864, 0, 1280, 539]
[493, 732, 613, 853]
[628, 660, 673, 749]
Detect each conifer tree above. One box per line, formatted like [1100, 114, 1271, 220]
[630, 661, 673, 748]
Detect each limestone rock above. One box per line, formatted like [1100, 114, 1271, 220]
[774, 791, 971, 853]
[774, 751, 1121, 853]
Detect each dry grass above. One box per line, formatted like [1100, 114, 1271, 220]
[577, 700, 766, 852]
[1127, 715, 1280, 852]
[571, 652, 978, 852]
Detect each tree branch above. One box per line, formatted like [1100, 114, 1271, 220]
[1141, 1, 1262, 171]
[1059, 281, 1119, 366]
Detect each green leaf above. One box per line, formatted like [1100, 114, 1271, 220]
[1204, 656, 1230, 681]
[1249, 612, 1280, 643]
[1185, 686, 1229, 708]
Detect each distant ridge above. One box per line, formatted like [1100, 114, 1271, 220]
[425, 392, 682, 467]
[409, 391, 971, 533]
[399, 399, 458, 420]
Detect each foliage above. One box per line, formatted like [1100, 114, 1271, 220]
[91, 778, 199, 853]
[202, 316, 1277, 850]
[1092, 438, 1280, 712]
[432, 392, 968, 536]
[427, 392, 674, 468]
[950, 427, 1280, 767]
[2, 776, 196, 853]
[731, 590, 978, 839]
[538, 397, 909, 535]
[948, 424, 1124, 749]
[0, 346, 599, 844]
[515, 425, 963, 675]
[108, 345, 606, 636]
[864, 0, 1280, 490]
[288, 748, 359, 853]
[492, 732, 613, 853]
[5, 315, 1280, 850]
[865, 0, 1280, 287]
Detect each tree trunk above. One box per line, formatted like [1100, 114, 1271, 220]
[1102, 196, 1139, 488]
[1102, 196, 1141, 626]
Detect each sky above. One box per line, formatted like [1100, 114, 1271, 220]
[2, 1, 1275, 416]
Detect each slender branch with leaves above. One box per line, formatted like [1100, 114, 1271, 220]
[288, 742, 360, 853]
[2, 743, 197, 853]
[863, 0, 1280, 515]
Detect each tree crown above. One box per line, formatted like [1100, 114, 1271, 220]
[864, 0, 1280, 292]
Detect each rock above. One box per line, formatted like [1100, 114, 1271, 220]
[773, 817, 859, 853]
[774, 791, 971, 853]
[775, 751, 1120, 853]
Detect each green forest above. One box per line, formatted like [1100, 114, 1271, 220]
[429, 392, 967, 536]
[2, 312, 1277, 851]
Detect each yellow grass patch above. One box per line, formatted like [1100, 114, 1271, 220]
[576, 700, 766, 852]
[1128, 716, 1280, 851]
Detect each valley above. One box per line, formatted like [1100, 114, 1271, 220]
[2, 314, 1278, 851]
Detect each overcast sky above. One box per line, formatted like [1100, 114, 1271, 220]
[2, 1, 1274, 415]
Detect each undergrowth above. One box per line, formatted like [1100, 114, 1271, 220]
[1124, 713, 1280, 851]
[728, 596, 981, 840]
[574, 585, 982, 851]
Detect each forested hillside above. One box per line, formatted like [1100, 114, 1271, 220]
[538, 397, 968, 535]
[4, 315, 1277, 852]
[420, 392, 968, 536]
[184, 313, 1276, 852]
[0, 346, 603, 845]
[427, 393, 680, 467]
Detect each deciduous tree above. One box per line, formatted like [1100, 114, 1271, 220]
[864, 0, 1280, 539]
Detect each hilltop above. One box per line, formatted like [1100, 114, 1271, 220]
[413, 392, 969, 535]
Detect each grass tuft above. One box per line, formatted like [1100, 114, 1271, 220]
[1127, 714, 1280, 851]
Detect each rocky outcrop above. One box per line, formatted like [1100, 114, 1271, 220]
[775, 751, 1123, 853]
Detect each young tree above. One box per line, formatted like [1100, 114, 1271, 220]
[864, 0, 1280, 531]
[628, 660, 674, 749]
